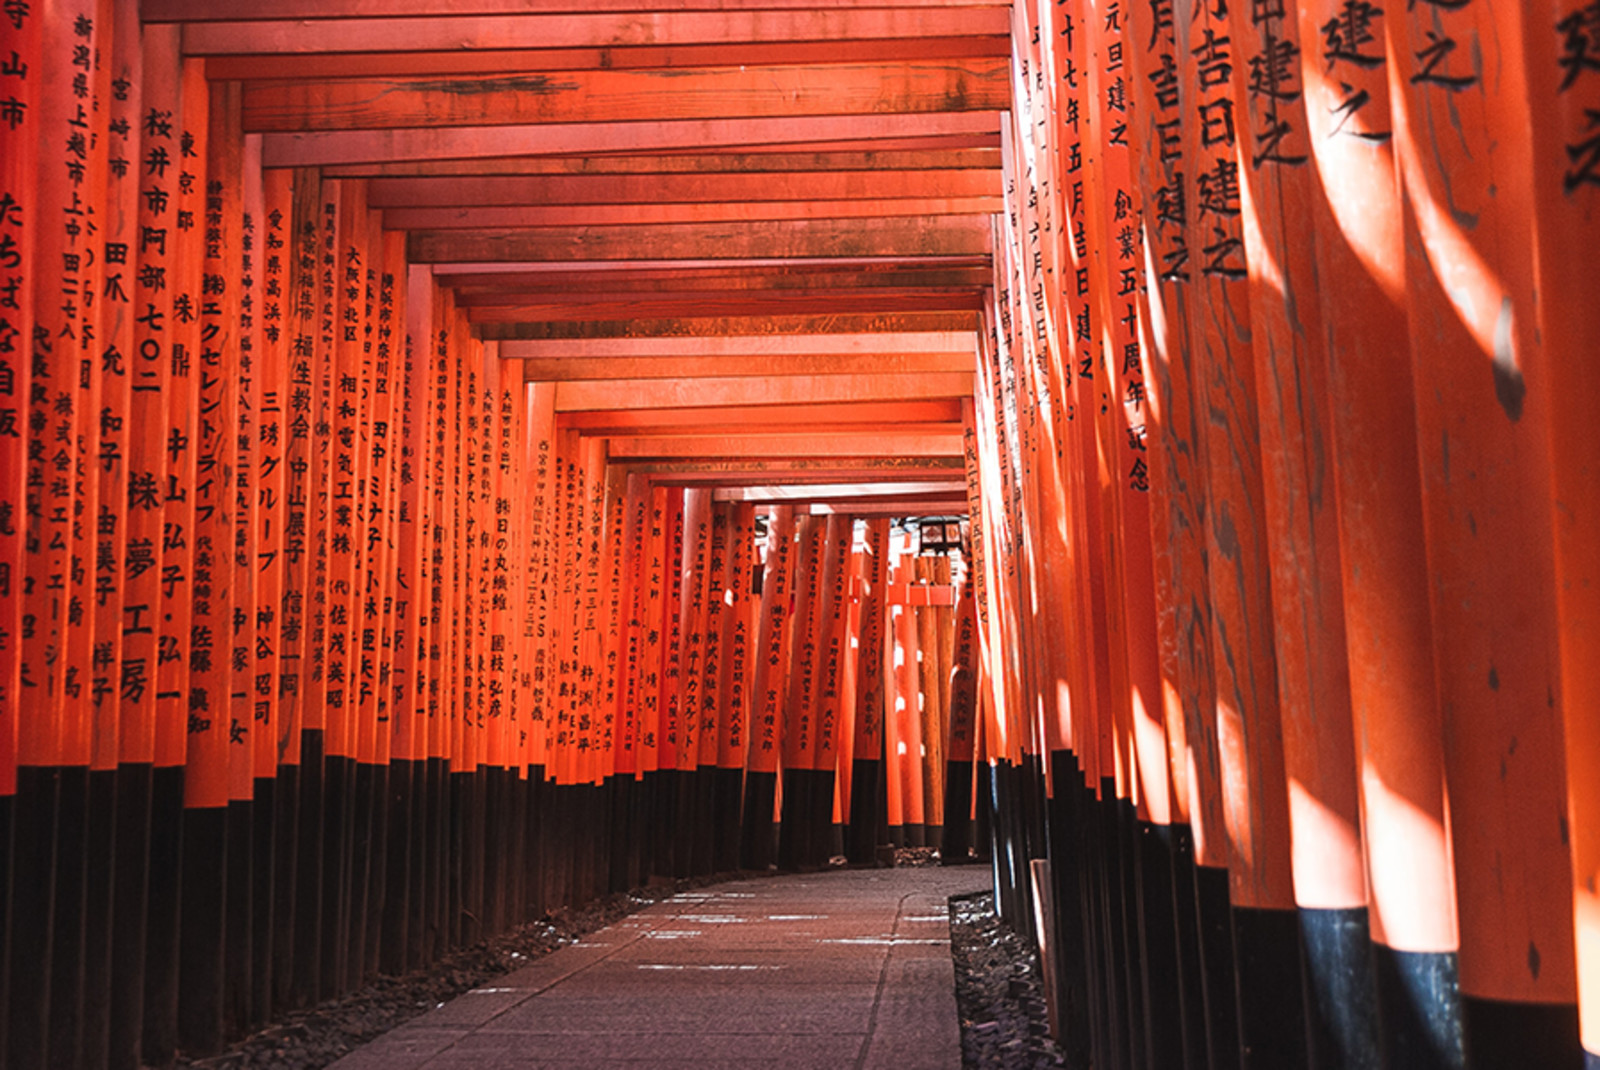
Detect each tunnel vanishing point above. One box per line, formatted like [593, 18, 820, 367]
[0, 0, 1597, 1068]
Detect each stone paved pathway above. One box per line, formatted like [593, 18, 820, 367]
[330, 865, 990, 1070]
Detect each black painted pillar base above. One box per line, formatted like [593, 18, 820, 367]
[690, 768, 715, 877]
[1462, 995, 1582, 1070]
[347, 763, 374, 978]
[292, 732, 325, 1009]
[109, 763, 152, 1070]
[142, 765, 184, 1068]
[380, 760, 413, 977]
[48, 764, 89, 1070]
[83, 767, 119, 1070]
[323, 752, 356, 997]
[423, 757, 447, 960]
[251, 775, 276, 1029]
[223, 796, 253, 1039]
[671, 768, 695, 879]
[176, 805, 227, 1056]
[269, 762, 300, 1015]
[649, 769, 674, 882]
[1371, 944, 1464, 1070]
[609, 775, 634, 893]
[844, 758, 882, 866]
[711, 766, 742, 873]
[941, 758, 973, 862]
[739, 769, 776, 871]
[972, 761, 992, 863]
[1168, 824, 1209, 1070]
[9, 766, 57, 1070]
[1298, 906, 1381, 1070]
[808, 769, 836, 868]
[1232, 905, 1309, 1069]
[776, 767, 808, 872]
[1044, 751, 1092, 1070]
[1139, 821, 1187, 1070]
[1194, 862, 1241, 1070]
[367, 763, 388, 980]
[0, 786, 10, 1070]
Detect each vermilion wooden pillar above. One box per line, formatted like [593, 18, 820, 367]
[1389, 2, 1582, 1064]
[713, 500, 754, 872]
[845, 515, 888, 865]
[942, 569, 978, 861]
[1295, 1, 1464, 1064]
[912, 557, 943, 842]
[230, 132, 265, 1034]
[1177, 0, 1306, 1062]
[257, 165, 297, 1017]
[1122, 1, 1238, 1064]
[1523, 4, 1600, 1064]
[1227, 3, 1379, 1065]
[777, 514, 822, 868]
[742, 504, 794, 871]
[0, 0, 37, 905]
[810, 513, 850, 864]
[100, 6, 147, 1066]
[176, 77, 239, 1058]
[0, 0, 33, 1041]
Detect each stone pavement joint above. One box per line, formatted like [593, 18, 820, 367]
[330, 866, 992, 1070]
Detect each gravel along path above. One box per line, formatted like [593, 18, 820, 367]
[172, 873, 743, 1070]
[949, 890, 1068, 1070]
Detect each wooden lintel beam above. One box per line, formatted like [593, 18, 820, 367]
[384, 198, 1001, 230]
[322, 148, 1001, 178]
[367, 170, 999, 207]
[468, 291, 985, 323]
[605, 433, 964, 458]
[442, 267, 996, 297]
[409, 217, 992, 264]
[583, 420, 965, 439]
[554, 372, 973, 412]
[476, 311, 980, 340]
[184, 9, 1010, 53]
[714, 480, 966, 501]
[804, 500, 965, 517]
[148, 0, 995, 20]
[521, 352, 972, 381]
[258, 112, 1000, 167]
[621, 459, 964, 481]
[204, 38, 1008, 81]
[241, 60, 1009, 133]
[502, 333, 973, 358]
[556, 399, 963, 432]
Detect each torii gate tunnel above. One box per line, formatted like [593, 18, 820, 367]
[0, 1, 1597, 1068]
